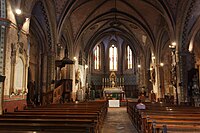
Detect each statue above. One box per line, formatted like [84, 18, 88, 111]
[75, 69, 81, 84]
[109, 72, 116, 87]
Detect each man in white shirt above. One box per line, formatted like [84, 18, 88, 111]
[136, 99, 146, 110]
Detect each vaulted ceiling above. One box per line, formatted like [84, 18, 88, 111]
[56, 0, 178, 55]
[11, 0, 200, 59]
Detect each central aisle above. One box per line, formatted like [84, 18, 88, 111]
[101, 107, 138, 133]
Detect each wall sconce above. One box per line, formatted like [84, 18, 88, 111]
[160, 62, 164, 67]
[169, 42, 176, 52]
[154, 63, 164, 67]
[138, 64, 141, 68]
[14, 8, 26, 30]
[15, 8, 22, 15]
[73, 57, 77, 61]
[14, 8, 29, 42]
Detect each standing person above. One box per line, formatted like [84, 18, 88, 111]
[150, 90, 156, 103]
[136, 99, 146, 110]
[139, 87, 146, 102]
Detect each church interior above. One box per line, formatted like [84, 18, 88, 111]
[1, 0, 200, 132]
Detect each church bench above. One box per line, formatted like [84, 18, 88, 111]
[14, 108, 106, 126]
[147, 118, 200, 133]
[25, 102, 107, 117]
[18, 109, 101, 113]
[152, 123, 200, 133]
[142, 110, 200, 131]
[0, 122, 96, 133]
[127, 101, 200, 133]
[5, 111, 104, 131]
[0, 130, 88, 133]
[2, 101, 108, 132]
[40, 101, 108, 107]
[38, 104, 107, 109]
[3, 112, 102, 131]
[1, 113, 100, 124]
[24, 101, 108, 116]
[23, 107, 105, 112]
[2, 114, 98, 119]
[5, 103, 108, 132]
[140, 110, 200, 133]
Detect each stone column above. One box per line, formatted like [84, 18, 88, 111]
[177, 51, 188, 103]
[0, 0, 8, 114]
[41, 53, 47, 93]
[47, 52, 55, 91]
[155, 63, 161, 99]
[71, 63, 76, 101]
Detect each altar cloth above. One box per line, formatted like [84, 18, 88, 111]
[104, 87, 124, 93]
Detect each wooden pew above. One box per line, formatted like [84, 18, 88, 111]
[1, 100, 108, 133]
[127, 100, 200, 133]
[0, 122, 96, 133]
[140, 109, 200, 133]
[152, 123, 200, 133]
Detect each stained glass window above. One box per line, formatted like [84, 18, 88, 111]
[127, 46, 133, 69]
[109, 45, 117, 71]
[94, 45, 100, 70]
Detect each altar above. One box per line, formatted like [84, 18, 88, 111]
[102, 72, 125, 100]
[103, 87, 124, 100]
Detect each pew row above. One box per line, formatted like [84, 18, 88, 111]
[1, 100, 108, 133]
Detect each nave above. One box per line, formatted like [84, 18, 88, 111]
[102, 107, 138, 133]
[1, 98, 200, 132]
[2, 0, 200, 120]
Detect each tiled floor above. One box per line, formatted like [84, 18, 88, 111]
[101, 107, 138, 133]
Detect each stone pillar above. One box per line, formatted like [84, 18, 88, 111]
[0, 0, 8, 114]
[42, 53, 47, 93]
[47, 52, 55, 91]
[10, 43, 17, 94]
[177, 51, 188, 103]
[151, 58, 162, 100]
[155, 63, 161, 99]
[71, 64, 76, 101]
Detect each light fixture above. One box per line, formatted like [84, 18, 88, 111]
[172, 42, 176, 46]
[152, 53, 155, 60]
[160, 63, 164, 67]
[15, 8, 22, 15]
[73, 57, 77, 61]
[169, 42, 176, 49]
[138, 64, 141, 68]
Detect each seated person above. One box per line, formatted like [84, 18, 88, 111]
[136, 99, 146, 110]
